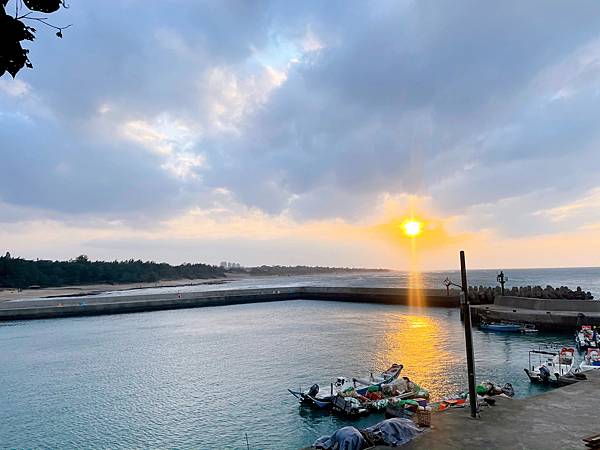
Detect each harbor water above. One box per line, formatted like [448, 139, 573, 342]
[0, 283, 582, 449]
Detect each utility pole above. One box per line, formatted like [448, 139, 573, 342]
[460, 250, 478, 418]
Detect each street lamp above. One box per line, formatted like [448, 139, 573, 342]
[496, 271, 508, 296]
[443, 276, 461, 293]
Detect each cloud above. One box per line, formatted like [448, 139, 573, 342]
[2, 0, 600, 266]
[534, 187, 600, 225]
[0, 78, 30, 97]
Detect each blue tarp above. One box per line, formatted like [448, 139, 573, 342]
[363, 418, 422, 446]
[313, 418, 422, 449]
[313, 426, 366, 450]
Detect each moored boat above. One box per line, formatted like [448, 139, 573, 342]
[330, 394, 369, 417]
[524, 347, 576, 386]
[288, 377, 348, 409]
[352, 363, 404, 394]
[289, 364, 403, 409]
[480, 321, 522, 332]
[579, 348, 600, 371]
[575, 326, 599, 352]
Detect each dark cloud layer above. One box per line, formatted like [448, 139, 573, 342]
[2, 0, 600, 236]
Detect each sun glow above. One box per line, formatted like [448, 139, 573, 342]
[403, 220, 422, 237]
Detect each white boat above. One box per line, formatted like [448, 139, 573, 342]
[575, 326, 599, 351]
[520, 324, 538, 333]
[352, 363, 404, 390]
[524, 347, 575, 386]
[579, 348, 600, 371]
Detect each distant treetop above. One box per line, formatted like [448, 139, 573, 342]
[0, 253, 225, 289]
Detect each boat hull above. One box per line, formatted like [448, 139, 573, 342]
[575, 341, 598, 352]
[524, 369, 579, 387]
[525, 348, 576, 387]
[287, 389, 332, 409]
[481, 323, 522, 332]
[289, 364, 403, 411]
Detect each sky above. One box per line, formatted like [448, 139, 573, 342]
[2, 0, 600, 270]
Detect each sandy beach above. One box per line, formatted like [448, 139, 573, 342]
[0, 271, 386, 304]
[0, 276, 240, 304]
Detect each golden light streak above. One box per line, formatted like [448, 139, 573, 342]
[377, 312, 460, 401]
[402, 202, 425, 307]
[407, 236, 424, 307]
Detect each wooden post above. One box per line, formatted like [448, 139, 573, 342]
[460, 250, 478, 418]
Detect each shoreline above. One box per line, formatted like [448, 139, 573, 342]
[0, 277, 236, 303]
[0, 270, 386, 304]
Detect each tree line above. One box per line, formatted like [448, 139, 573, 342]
[0, 253, 225, 288]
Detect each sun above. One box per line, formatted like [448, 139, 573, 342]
[403, 220, 422, 237]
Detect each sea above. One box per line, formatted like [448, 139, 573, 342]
[0, 268, 598, 449]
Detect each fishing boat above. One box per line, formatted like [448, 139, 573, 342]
[575, 326, 599, 352]
[579, 348, 600, 371]
[479, 321, 523, 332]
[520, 324, 538, 333]
[330, 394, 369, 417]
[351, 363, 404, 394]
[288, 364, 403, 409]
[524, 347, 576, 386]
[288, 377, 348, 409]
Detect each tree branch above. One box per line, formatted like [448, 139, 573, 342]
[21, 16, 72, 35]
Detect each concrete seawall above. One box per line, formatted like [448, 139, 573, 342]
[0, 287, 461, 321]
[472, 295, 600, 329]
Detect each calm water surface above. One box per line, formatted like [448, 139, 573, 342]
[0, 299, 575, 449]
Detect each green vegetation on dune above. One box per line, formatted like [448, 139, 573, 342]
[0, 253, 225, 289]
[0, 253, 389, 289]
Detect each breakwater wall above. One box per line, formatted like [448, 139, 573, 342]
[466, 285, 594, 305]
[0, 287, 460, 321]
[472, 295, 600, 330]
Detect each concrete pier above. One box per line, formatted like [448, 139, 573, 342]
[400, 369, 600, 449]
[0, 287, 460, 321]
[472, 295, 600, 330]
[300, 370, 600, 449]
